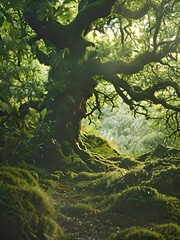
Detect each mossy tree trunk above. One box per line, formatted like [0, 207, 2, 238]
[22, 0, 116, 151]
[46, 56, 97, 156]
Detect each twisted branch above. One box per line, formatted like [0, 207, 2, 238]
[115, 2, 157, 19]
[108, 76, 180, 112]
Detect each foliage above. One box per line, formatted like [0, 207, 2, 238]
[84, 101, 179, 157]
[0, 166, 62, 240]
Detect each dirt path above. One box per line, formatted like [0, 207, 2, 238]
[54, 180, 116, 240]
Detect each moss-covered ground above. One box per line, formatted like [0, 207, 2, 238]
[0, 133, 180, 239]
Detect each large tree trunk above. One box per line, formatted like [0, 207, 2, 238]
[46, 55, 96, 152]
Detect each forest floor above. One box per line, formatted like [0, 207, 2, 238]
[43, 134, 180, 240]
[55, 179, 115, 240]
[1, 133, 180, 240]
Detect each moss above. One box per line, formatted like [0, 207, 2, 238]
[0, 166, 38, 187]
[148, 166, 180, 197]
[39, 178, 58, 193]
[151, 145, 180, 159]
[76, 167, 147, 194]
[138, 146, 180, 161]
[110, 226, 164, 240]
[51, 170, 64, 180]
[60, 203, 95, 217]
[117, 158, 141, 169]
[76, 169, 127, 194]
[80, 132, 108, 149]
[0, 166, 62, 240]
[80, 132, 118, 158]
[144, 157, 179, 174]
[154, 223, 180, 240]
[119, 169, 148, 189]
[74, 171, 104, 181]
[110, 186, 180, 225]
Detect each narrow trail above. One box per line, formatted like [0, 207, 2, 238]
[54, 180, 116, 240]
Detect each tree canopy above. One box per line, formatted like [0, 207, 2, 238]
[0, 0, 179, 163]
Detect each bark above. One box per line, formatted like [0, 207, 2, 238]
[46, 57, 97, 148]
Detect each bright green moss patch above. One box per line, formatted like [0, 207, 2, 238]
[80, 132, 118, 158]
[0, 166, 62, 240]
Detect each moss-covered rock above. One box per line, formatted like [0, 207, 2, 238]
[144, 157, 179, 174]
[147, 166, 180, 197]
[117, 157, 141, 169]
[110, 186, 180, 226]
[0, 166, 62, 240]
[119, 169, 148, 189]
[110, 226, 164, 240]
[137, 145, 180, 161]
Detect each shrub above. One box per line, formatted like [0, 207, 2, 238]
[0, 166, 62, 240]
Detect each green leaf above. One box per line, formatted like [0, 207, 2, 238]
[29, 107, 37, 117]
[0, 102, 13, 114]
[40, 108, 47, 119]
[0, 11, 5, 27]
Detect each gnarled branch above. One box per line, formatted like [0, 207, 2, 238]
[108, 76, 180, 112]
[69, 0, 116, 35]
[115, 2, 157, 19]
[24, 9, 68, 50]
[24, 0, 116, 54]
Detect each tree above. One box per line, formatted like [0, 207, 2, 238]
[0, 0, 179, 162]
